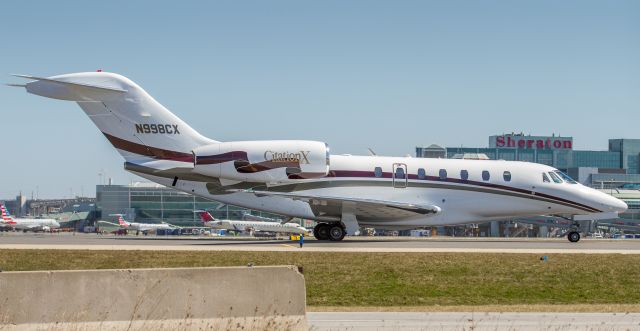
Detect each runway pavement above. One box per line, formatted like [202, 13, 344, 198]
[1, 232, 639, 253]
[307, 312, 640, 331]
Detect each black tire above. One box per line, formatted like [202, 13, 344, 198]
[328, 224, 346, 241]
[314, 223, 330, 240]
[568, 231, 580, 243]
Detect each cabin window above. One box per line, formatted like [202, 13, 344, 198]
[482, 170, 490, 181]
[418, 168, 426, 180]
[548, 172, 563, 183]
[555, 170, 577, 184]
[374, 167, 383, 178]
[460, 170, 469, 181]
[503, 171, 511, 182]
[395, 167, 405, 179]
[542, 173, 550, 183]
[439, 169, 447, 180]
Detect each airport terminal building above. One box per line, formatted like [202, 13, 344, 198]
[96, 183, 280, 226]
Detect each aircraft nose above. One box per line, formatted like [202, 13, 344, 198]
[611, 197, 628, 213]
[600, 192, 628, 213]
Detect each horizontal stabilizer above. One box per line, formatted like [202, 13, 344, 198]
[12, 74, 127, 92]
[10, 73, 127, 101]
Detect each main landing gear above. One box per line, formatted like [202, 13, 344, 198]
[313, 223, 346, 241]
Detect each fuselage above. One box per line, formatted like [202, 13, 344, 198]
[135, 154, 627, 229]
[4, 218, 60, 231]
[122, 222, 173, 232]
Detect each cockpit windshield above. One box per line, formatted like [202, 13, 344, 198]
[554, 170, 577, 184]
[548, 172, 563, 183]
[542, 173, 550, 183]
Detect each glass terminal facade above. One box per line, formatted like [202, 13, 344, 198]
[96, 183, 278, 226]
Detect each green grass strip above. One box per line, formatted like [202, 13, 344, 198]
[1, 250, 639, 307]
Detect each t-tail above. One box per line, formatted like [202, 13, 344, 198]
[10, 72, 216, 169]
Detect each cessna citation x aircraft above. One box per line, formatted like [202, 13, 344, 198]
[11, 72, 628, 242]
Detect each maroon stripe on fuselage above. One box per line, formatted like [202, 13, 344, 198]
[196, 151, 249, 165]
[236, 160, 300, 173]
[103, 133, 193, 162]
[328, 170, 600, 213]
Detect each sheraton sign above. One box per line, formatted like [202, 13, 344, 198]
[490, 134, 573, 150]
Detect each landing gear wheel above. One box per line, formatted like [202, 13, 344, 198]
[328, 224, 346, 241]
[568, 231, 580, 243]
[314, 223, 330, 240]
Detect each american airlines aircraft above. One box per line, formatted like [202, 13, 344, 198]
[11, 72, 628, 243]
[98, 214, 176, 235]
[1, 204, 60, 232]
[195, 210, 307, 235]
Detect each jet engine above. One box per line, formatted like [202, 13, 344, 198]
[192, 140, 330, 183]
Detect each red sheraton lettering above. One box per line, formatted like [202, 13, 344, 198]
[495, 136, 572, 149]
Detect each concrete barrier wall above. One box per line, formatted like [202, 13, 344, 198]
[0, 266, 307, 331]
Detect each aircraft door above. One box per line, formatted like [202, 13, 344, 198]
[392, 163, 408, 188]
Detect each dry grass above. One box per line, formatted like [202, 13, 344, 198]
[1, 250, 639, 308]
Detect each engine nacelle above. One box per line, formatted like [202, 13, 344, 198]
[192, 140, 330, 183]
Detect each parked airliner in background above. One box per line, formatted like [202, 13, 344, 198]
[1, 204, 60, 232]
[98, 214, 176, 235]
[196, 210, 307, 235]
[11, 72, 628, 242]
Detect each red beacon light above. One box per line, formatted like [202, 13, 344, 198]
[96, 69, 103, 72]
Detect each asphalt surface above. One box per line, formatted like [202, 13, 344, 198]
[1, 232, 639, 253]
[307, 312, 640, 331]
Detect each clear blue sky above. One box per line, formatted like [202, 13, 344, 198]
[1, 1, 638, 198]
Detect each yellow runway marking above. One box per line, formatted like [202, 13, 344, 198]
[281, 244, 297, 248]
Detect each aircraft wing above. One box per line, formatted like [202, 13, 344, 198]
[244, 190, 441, 221]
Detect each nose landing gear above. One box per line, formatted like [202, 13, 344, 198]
[567, 221, 581, 243]
[567, 231, 581, 243]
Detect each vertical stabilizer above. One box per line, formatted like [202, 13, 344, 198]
[13, 72, 217, 166]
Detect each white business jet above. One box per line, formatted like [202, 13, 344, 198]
[10, 72, 627, 242]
